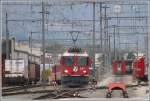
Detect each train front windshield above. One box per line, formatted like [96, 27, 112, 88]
[63, 56, 73, 66]
[78, 56, 88, 66]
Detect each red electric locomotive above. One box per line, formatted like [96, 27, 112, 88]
[60, 47, 92, 87]
[132, 57, 148, 82]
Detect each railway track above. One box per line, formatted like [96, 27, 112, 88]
[2, 84, 51, 92]
[2, 80, 148, 99]
[33, 83, 148, 100]
[2, 90, 55, 96]
[33, 88, 88, 100]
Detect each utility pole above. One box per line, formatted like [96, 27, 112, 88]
[6, 12, 10, 59]
[27, 32, 33, 85]
[99, 3, 103, 52]
[0, 2, 2, 100]
[93, 2, 96, 78]
[136, 40, 138, 57]
[104, 5, 107, 55]
[29, 32, 33, 62]
[148, 0, 150, 97]
[103, 5, 109, 71]
[42, 1, 45, 81]
[98, 2, 103, 81]
[113, 25, 116, 60]
[108, 35, 111, 71]
[106, 17, 109, 72]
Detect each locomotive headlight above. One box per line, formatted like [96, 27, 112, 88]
[83, 70, 87, 73]
[64, 70, 68, 73]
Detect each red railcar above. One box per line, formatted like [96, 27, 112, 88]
[112, 61, 126, 75]
[60, 47, 92, 87]
[132, 57, 148, 82]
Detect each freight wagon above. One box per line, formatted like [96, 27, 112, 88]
[28, 62, 40, 84]
[3, 59, 40, 85]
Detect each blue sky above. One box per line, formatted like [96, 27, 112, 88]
[2, 0, 149, 52]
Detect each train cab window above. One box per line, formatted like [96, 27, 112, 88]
[63, 56, 73, 66]
[78, 57, 88, 66]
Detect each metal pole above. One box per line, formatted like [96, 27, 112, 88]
[103, 5, 109, 69]
[117, 13, 121, 60]
[99, 3, 103, 52]
[27, 32, 30, 85]
[145, 35, 148, 63]
[93, 2, 96, 78]
[30, 32, 32, 62]
[148, 0, 150, 98]
[106, 18, 109, 72]
[42, 1, 45, 81]
[104, 5, 106, 69]
[0, 36, 1, 101]
[6, 12, 10, 59]
[113, 25, 116, 60]
[137, 40, 138, 57]
[99, 2, 103, 81]
[108, 35, 111, 71]
[0, 2, 2, 100]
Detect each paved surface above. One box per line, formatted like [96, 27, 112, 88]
[2, 97, 149, 101]
[97, 74, 136, 87]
